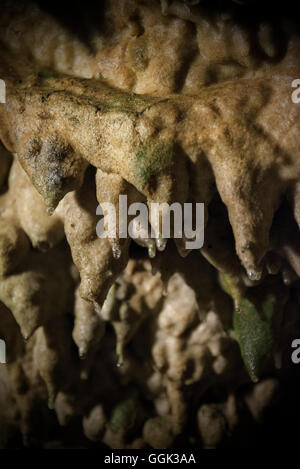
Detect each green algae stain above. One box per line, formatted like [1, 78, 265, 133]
[102, 92, 168, 114]
[233, 296, 275, 382]
[38, 70, 58, 79]
[134, 139, 174, 188]
[109, 398, 137, 433]
[105, 91, 154, 113]
[92, 90, 158, 115]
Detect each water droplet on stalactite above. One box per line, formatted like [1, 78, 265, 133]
[116, 337, 124, 369]
[246, 268, 262, 281]
[79, 347, 86, 360]
[282, 269, 296, 286]
[162, 278, 169, 296]
[282, 271, 291, 285]
[148, 243, 156, 259]
[156, 236, 167, 252]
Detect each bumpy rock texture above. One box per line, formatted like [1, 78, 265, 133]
[0, 0, 300, 448]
